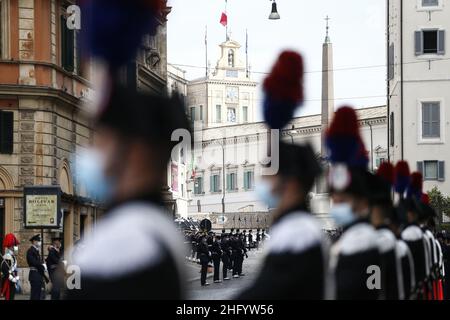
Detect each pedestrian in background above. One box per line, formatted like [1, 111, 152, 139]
[27, 234, 48, 300]
[46, 237, 65, 300]
[1, 234, 20, 300]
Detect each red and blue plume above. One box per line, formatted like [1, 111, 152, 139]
[394, 161, 410, 195]
[420, 193, 430, 205]
[421, 193, 430, 205]
[349, 136, 369, 169]
[263, 51, 304, 129]
[407, 172, 423, 200]
[377, 162, 395, 186]
[3, 233, 18, 249]
[81, 0, 165, 70]
[325, 106, 361, 164]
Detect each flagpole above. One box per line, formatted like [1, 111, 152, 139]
[246, 29, 249, 78]
[225, 0, 228, 40]
[205, 25, 208, 78]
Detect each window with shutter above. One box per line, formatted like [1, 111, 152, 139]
[438, 161, 445, 181]
[417, 161, 424, 175]
[243, 171, 254, 190]
[211, 174, 221, 193]
[437, 30, 445, 55]
[422, 102, 440, 138]
[0, 111, 13, 154]
[243, 172, 248, 190]
[194, 177, 203, 195]
[61, 15, 75, 72]
[423, 30, 438, 54]
[415, 31, 424, 55]
[422, 0, 439, 6]
[242, 106, 248, 123]
[216, 105, 221, 123]
[190, 107, 196, 122]
[390, 112, 395, 147]
[424, 161, 439, 180]
[388, 44, 395, 80]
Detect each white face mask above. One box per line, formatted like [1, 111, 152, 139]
[76, 148, 114, 202]
[35, 241, 42, 247]
[255, 180, 280, 209]
[330, 202, 356, 227]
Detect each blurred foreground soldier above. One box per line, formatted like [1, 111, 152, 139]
[238, 51, 323, 300]
[238, 142, 324, 299]
[413, 186, 444, 300]
[441, 233, 450, 299]
[68, 85, 189, 299]
[46, 237, 65, 300]
[368, 163, 404, 300]
[398, 169, 430, 300]
[27, 234, 48, 300]
[326, 107, 381, 300]
[1, 234, 20, 300]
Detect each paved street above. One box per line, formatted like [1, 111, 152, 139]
[13, 247, 265, 300]
[186, 248, 265, 300]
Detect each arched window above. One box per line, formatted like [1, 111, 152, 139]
[228, 49, 235, 67]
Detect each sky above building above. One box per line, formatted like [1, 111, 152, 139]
[167, 0, 386, 119]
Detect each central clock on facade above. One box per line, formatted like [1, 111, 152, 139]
[226, 87, 239, 102]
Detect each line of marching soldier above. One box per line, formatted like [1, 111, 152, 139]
[184, 229, 267, 286]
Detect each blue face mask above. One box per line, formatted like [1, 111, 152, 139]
[255, 180, 280, 209]
[76, 149, 114, 202]
[330, 202, 356, 227]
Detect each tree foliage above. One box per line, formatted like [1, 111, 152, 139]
[427, 187, 450, 222]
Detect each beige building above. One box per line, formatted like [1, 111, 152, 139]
[0, 0, 172, 279]
[187, 106, 388, 229]
[167, 64, 189, 217]
[187, 38, 258, 127]
[388, 0, 450, 195]
[185, 32, 388, 229]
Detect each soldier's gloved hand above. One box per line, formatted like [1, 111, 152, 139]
[42, 263, 48, 272]
[9, 275, 18, 283]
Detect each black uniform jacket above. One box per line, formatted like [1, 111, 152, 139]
[66, 196, 185, 300]
[375, 226, 403, 300]
[27, 246, 46, 283]
[238, 207, 328, 300]
[330, 220, 381, 300]
[401, 224, 427, 289]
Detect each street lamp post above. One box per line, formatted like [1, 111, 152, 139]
[368, 122, 374, 172]
[219, 139, 226, 214]
[269, 0, 280, 20]
[285, 125, 297, 144]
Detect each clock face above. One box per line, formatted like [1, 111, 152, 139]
[226, 87, 239, 102]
